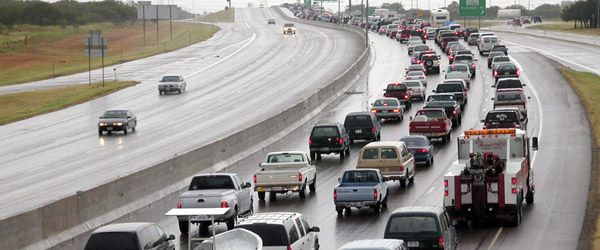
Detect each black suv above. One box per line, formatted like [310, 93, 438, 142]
[481, 109, 526, 129]
[463, 27, 478, 41]
[491, 44, 508, 55]
[420, 54, 441, 74]
[344, 112, 381, 144]
[309, 121, 351, 160]
[493, 63, 520, 83]
[384, 206, 457, 250]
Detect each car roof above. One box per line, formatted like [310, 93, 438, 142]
[347, 111, 376, 117]
[400, 135, 429, 141]
[339, 239, 405, 249]
[238, 212, 299, 225]
[364, 141, 405, 148]
[92, 223, 153, 234]
[390, 206, 446, 215]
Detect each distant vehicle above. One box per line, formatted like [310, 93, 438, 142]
[98, 110, 136, 136]
[400, 135, 434, 166]
[494, 77, 525, 89]
[283, 23, 296, 34]
[482, 109, 526, 129]
[158, 75, 186, 95]
[467, 33, 480, 45]
[334, 169, 389, 215]
[384, 206, 457, 250]
[452, 54, 477, 77]
[420, 54, 441, 74]
[383, 83, 413, 109]
[430, 9, 450, 27]
[84, 223, 176, 250]
[237, 212, 320, 250]
[268, 18, 276, 25]
[412, 44, 430, 56]
[463, 27, 478, 40]
[398, 29, 411, 43]
[356, 141, 416, 188]
[450, 49, 473, 64]
[344, 111, 381, 143]
[532, 16, 543, 23]
[491, 44, 508, 55]
[404, 80, 426, 101]
[309, 121, 351, 160]
[370, 97, 405, 121]
[493, 88, 530, 118]
[406, 41, 423, 55]
[406, 64, 427, 75]
[491, 56, 511, 72]
[409, 108, 453, 143]
[254, 151, 316, 200]
[444, 64, 471, 88]
[446, 44, 465, 56]
[404, 71, 427, 87]
[259, 3, 264, 8]
[493, 63, 520, 83]
[176, 173, 253, 233]
[338, 239, 408, 250]
[424, 28, 437, 40]
[433, 81, 468, 109]
[478, 35, 499, 55]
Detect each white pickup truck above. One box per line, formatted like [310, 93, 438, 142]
[176, 173, 253, 233]
[444, 64, 471, 88]
[254, 151, 317, 200]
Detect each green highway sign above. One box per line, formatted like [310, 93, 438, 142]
[459, 0, 486, 17]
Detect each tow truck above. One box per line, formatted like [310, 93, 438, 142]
[443, 129, 538, 226]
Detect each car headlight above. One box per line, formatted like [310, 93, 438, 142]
[114, 122, 123, 126]
[98, 123, 106, 126]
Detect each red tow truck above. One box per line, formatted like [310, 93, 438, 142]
[408, 108, 453, 144]
[443, 129, 538, 226]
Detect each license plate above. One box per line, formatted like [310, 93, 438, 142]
[355, 129, 362, 134]
[272, 187, 283, 191]
[408, 241, 419, 247]
[193, 215, 208, 221]
[320, 147, 329, 151]
[106, 127, 113, 131]
[505, 72, 510, 75]
[382, 110, 388, 113]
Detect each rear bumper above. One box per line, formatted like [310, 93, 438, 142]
[374, 112, 403, 119]
[413, 153, 431, 162]
[310, 146, 344, 153]
[348, 132, 376, 140]
[255, 184, 302, 192]
[177, 209, 235, 223]
[98, 125, 126, 131]
[335, 200, 378, 208]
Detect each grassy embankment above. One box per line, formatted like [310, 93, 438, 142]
[198, 9, 235, 22]
[0, 13, 228, 87]
[526, 22, 600, 37]
[0, 81, 138, 125]
[558, 69, 600, 250]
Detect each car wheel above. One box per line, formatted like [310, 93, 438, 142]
[269, 191, 277, 201]
[400, 178, 407, 188]
[441, 135, 447, 144]
[372, 202, 382, 213]
[309, 178, 316, 192]
[123, 125, 128, 135]
[382, 191, 389, 207]
[340, 150, 345, 159]
[159, 91, 162, 95]
[345, 147, 350, 156]
[258, 191, 265, 200]
[299, 184, 306, 198]
[132, 122, 136, 132]
[426, 157, 432, 166]
[316, 153, 322, 160]
[178, 221, 189, 234]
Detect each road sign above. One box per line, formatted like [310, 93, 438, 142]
[84, 38, 107, 57]
[459, 0, 486, 17]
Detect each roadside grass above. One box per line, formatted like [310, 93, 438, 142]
[0, 21, 219, 87]
[558, 69, 600, 250]
[198, 9, 235, 23]
[0, 81, 138, 125]
[526, 22, 600, 37]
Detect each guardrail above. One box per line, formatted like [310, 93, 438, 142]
[0, 8, 371, 250]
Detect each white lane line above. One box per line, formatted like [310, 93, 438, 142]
[426, 186, 435, 194]
[487, 227, 503, 250]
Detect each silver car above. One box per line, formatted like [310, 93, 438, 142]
[158, 75, 186, 95]
[404, 71, 428, 87]
[403, 80, 426, 101]
[98, 110, 137, 136]
[370, 98, 404, 121]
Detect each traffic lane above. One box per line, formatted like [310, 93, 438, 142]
[0, 8, 364, 218]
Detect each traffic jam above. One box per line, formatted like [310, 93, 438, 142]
[85, 7, 542, 250]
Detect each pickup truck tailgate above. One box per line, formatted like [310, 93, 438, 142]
[409, 121, 448, 133]
[179, 189, 234, 208]
[336, 184, 377, 202]
[255, 169, 303, 186]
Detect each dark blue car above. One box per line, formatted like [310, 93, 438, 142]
[400, 135, 434, 166]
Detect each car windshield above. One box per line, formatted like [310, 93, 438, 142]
[342, 170, 379, 182]
[405, 81, 420, 87]
[400, 137, 427, 147]
[267, 153, 304, 163]
[311, 126, 339, 137]
[496, 92, 523, 102]
[407, 71, 423, 77]
[189, 175, 235, 190]
[387, 216, 440, 234]
[415, 110, 444, 119]
[284, 23, 294, 27]
[428, 95, 455, 101]
[494, 57, 510, 63]
[414, 46, 428, 51]
[448, 65, 468, 72]
[374, 99, 399, 106]
[486, 112, 518, 123]
[84, 232, 138, 250]
[492, 46, 506, 51]
[498, 65, 517, 71]
[345, 115, 372, 127]
[236, 224, 289, 246]
[436, 84, 462, 92]
[161, 76, 180, 81]
[454, 55, 472, 61]
[102, 110, 127, 118]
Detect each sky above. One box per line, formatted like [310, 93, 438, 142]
[46, 0, 562, 15]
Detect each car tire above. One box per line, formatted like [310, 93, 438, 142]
[98, 129, 103, 136]
[299, 184, 306, 198]
[426, 157, 433, 166]
[372, 202, 382, 213]
[377, 134, 381, 141]
[350, 139, 354, 144]
[132, 122, 136, 132]
[336, 207, 344, 216]
[441, 135, 447, 144]
[309, 178, 316, 192]
[258, 191, 265, 200]
[400, 178, 407, 188]
[123, 125, 128, 135]
[178, 221, 189, 234]
[340, 150, 345, 159]
[382, 191, 388, 207]
[316, 153, 322, 160]
[199, 222, 209, 234]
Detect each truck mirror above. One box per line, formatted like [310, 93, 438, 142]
[522, 84, 526, 86]
[532, 137, 538, 151]
[168, 234, 176, 241]
[311, 226, 321, 232]
[480, 119, 485, 123]
[527, 96, 531, 99]
[245, 182, 252, 188]
[338, 177, 341, 183]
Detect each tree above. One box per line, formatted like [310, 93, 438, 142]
[532, 4, 561, 19]
[380, 2, 405, 14]
[446, 1, 459, 20]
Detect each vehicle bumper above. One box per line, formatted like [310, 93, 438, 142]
[349, 132, 376, 140]
[255, 185, 302, 192]
[413, 153, 431, 162]
[310, 146, 344, 153]
[98, 125, 126, 131]
[335, 200, 378, 208]
[410, 131, 448, 138]
[177, 209, 235, 223]
[158, 86, 181, 92]
[375, 112, 403, 119]
[381, 173, 406, 180]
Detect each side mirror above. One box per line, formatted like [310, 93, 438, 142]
[473, 58, 478, 61]
[168, 235, 176, 241]
[409, 116, 414, 121]
[522, 84, 527, 86]
[245, 182, 252, 188]
[338, 177, 342, 183]
[491, 84, 496, 88]
[480, 119, 485, 123]
[259, 163, 264, 167]
[532, 137, 538, 151]
[383, 88, 387, 91]
[311, 226, 321, 232]
[127, 116, 132, 119]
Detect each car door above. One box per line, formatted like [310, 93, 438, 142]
[234, 175, 251, 213]
[294, 218, 311, 250]
[401, 145, 415, 178]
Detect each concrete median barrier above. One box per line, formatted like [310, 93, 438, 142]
[0, 9, 371, 250]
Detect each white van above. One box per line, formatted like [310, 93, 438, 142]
[478, 35, 499, 55]
[339, 239, 408, 250]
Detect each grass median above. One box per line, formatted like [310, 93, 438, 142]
[198, 9, 235, 23]
[526, 22, 600, 37]
[0, 81, 138, 125]
[558, 69, 600, 249]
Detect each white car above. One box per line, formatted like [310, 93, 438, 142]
[158, 75, 186, 95]
[403, 80, 426, 101]
[237, 212, 320, 250]
[404, 71, 427, 87]
[444, 64, 471, 88]
[283, 23, 296, 34]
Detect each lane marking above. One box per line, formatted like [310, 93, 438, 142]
[426, 186, 435, 194]
[487, 227, 503, 250]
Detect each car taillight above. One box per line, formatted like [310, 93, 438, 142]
[374, 189, 378, 198]
[424, 35, 428, 38]
[437, 61, 441, 65]
[409, 125, 412, 130]
[419, 76, 424, 79]
[472, 63, 476, 68]
[494, 71, 498, 76]
[393, 109, 400, 113]
[400, 166, 404, 171]
[221, 201, 229, 208]
[516, 70, 520, 75]
[463, 91, 467, 95]
[333, 189, 337, 199]
[452, 110, 458, 114]
[512, 177, 517, 184]
[309, 139, 312, 145]
[339, 138, 344, 144]
[371, 109, 378, 113]
[372, 127, 376, 132]
[288, 246, 292, 250]
[439, 237, 445, 248]
[444, 124, 448, 129]
[177, 203, 182, 208]
[404, 95, 409, 99]
[450, 56, 454, 60]
[299, 173, 303, 181]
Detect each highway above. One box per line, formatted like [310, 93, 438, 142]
[0, 7, 364, 221]
[50, 15, 593, 250]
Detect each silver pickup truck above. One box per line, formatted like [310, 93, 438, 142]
[176, 173, 253, 233]
[254, 151, 317, 200]
[334, 169, 389, 215]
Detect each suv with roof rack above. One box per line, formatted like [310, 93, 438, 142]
[236, 212, 320, 250]
[309, 121, 351, 161]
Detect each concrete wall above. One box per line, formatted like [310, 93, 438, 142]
[0, 9, 371, 250]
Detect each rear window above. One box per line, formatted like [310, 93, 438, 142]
[495, 93, 523, 102]
[268, 153, 304, 163]
[400, 137, 428, 147]
[84, 232, 138, 250]
[374, 99, 399, 106]
[415, 110, 444, 119]
[386, 84, 407, 91]
[345, 115, 373, 127]
[342, 170, 380, 182]
[448, 65, 468, 72]
[311, 126, 339, 137]
[496, 79, 522, 89]
[236, 224, 289, 246]
[405, 81, 420, 87]
[362, 148, 379, 159]
[436, 84, 462, 92]
[387, 215, 440, 234]
[427, 95, 455, 102]
[486, 112, 518, 123]
[381, 148, 398, 159]
[454, 55, 472, 61]
[189, 176, 235, 190]
[494, 57, 510, 63]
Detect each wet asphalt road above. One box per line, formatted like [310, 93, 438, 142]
[52, 20, 591, 250]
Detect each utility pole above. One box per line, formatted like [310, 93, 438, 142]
[143, 6, 146, 45]
[156, 5, 159, 44]
[366, 0, 369, 48]
[169, 5, 172, 40]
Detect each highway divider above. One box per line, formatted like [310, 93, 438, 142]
[1, 8, 372, 250]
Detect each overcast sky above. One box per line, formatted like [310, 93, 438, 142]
[47, 0, 562, 14]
